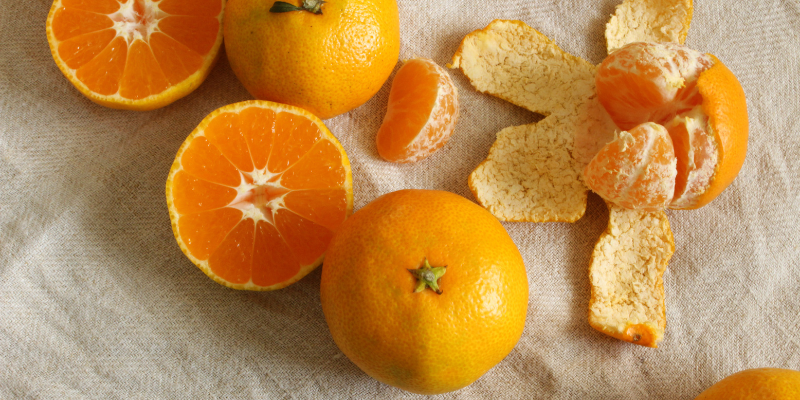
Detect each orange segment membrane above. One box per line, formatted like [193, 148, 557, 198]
[51, 7, 114, 41]
[252, 221, 302, 287]
[75, 36, 128, 95]
[178, 207, 243, 260]
[283, 189, 348, 232]
[239, 107, 276, 171]
[57, 29, 116, 70]
[149, 32, 204, 85]
[280, 140, 346, 190]
[172, 170, 237, 214]
[268, 112, 322, 173]
[180, 136, 242, 187]
[158, 16, 220, 56]
[209, 218, 255, 284]
[274, 209, 334, 265]
[119, 40, 170, 99]
[204, 112, 255, 173]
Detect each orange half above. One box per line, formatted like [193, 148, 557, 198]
[166, 100, 354, 290]
[46, 0, 225, 110]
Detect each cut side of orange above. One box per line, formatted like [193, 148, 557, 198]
[166, 101, 353, 290]
[586, 41, 748, 210]
[376, 58, 459, 163]
[46, 0, 225, 111]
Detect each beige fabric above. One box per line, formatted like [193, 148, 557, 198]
[1, 0, 798, 398]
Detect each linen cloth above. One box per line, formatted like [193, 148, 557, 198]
[1, 0, 799, 398]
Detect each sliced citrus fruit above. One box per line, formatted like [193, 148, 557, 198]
[166, 101, 353, 290]
[587, 41, 748, 210]
[376, 58, 459, 163]
[46, 0, 225, 111]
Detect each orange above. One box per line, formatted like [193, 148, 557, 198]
[320, 189, 528, 395]
[46, 0, 225, 111]
[223, 0, 400, 120]
[695, 368, 800, 400]
[166, 100, 353, 290]
[376, 58, 459, 163]
[585, 42, 748, 210]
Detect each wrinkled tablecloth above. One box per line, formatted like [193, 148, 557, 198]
[2, 0, 799, 398]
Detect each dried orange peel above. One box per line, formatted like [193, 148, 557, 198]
[450, 20, 616, 222]
[452, 0, 704, 347]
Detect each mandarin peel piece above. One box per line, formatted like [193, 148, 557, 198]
[587, 202, 674, 348]
[451, 19, 616, 223]
[605, 0, 693, 52]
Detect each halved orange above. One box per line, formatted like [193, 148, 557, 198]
[376, 58, 459, 163]
[46, 0, 225, 111]
[585, 42, 748, 210]
[166, 101, 353, 290]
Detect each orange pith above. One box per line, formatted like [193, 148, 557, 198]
[166, 101, 353, 290]
[46, 0, 224, 110]
[376, 58, 459, 163]
[586, 42, 748, 210]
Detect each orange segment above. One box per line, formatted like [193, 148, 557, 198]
[172, 171, 237, 214]
[583, 122, 677, 211]
[46, 0, 225, 110]
[57, 29, 117, 70]
[119, 40, 171, 100]
[376, 58, 459, 163]
[177, 207, 244, 261]
[208, 218, 256, 285]
[179, 136, 241, 187]
[252, 221, 301, 287]
[166, 101, 353, 291]
[590, 42, 748, 210]
[274, 210, 334, 266]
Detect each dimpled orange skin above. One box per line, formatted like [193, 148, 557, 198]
[692, 56, 749, 208]
[223, 0, 400, 120]
[320, 190, 529, 395]
[695, 368, 800, 399]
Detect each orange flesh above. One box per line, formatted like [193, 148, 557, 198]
[590, 42, 736, 210]
[172, 106, 349, 287]
[376, 58, 458, 163]
[50, 0, 221, 100]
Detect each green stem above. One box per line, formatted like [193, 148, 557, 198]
[270, 0, 325, 14]
[408, 259, 447, 295]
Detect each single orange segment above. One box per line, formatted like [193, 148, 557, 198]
[166, 100, 353, 290]
[376, 58, 459, 163]
[46, 0, 225, 110]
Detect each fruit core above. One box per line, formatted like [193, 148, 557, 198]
[230, 170, 290, 225]
[109, 0, 165, 44]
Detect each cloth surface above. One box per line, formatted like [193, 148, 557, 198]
[2, 0, 799, 398]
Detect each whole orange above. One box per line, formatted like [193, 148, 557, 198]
[223, 0, 400, 119]
[320, 189, 529, 395]
[695, 368, 800, 400]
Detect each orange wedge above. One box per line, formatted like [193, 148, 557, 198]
[166, 101, 353, 290]
[376, 58, 459, 163]
[46, 0, 225, 110]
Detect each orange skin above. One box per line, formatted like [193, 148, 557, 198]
[223, 0, 400, 119]
[320, 190, 528, 395]
[695, 368, 800, 399]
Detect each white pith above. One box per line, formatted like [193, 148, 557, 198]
[108, 0, 166, 45]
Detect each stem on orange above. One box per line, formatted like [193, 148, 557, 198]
[408, 259, 446, 295]
[270, 0, 325, 14]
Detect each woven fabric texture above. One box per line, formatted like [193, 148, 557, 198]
[1, 0, 798, 398]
